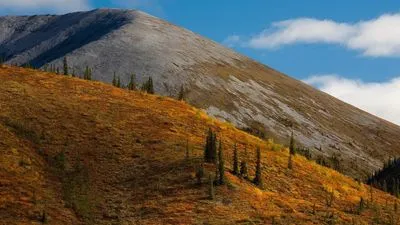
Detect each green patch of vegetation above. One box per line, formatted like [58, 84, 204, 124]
[49, 152, 95, 222]
[2, 118, 43, 144]
[62, 162, 94, 221]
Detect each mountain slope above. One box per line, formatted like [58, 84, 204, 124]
[0, 65, 399, 224]
[1, 9, 400, 177]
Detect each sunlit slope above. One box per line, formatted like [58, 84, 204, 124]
[0, 65, 398, 225]
[3, 9, 400, 177]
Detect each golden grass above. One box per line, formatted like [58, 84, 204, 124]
[0, 65, 398, 224]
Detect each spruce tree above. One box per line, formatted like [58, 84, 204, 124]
[357, 197, 365, 215]
[117, 76, 121, 88]
[232, 143, 239, 175]
[253, 147, 263, 186]
[88, 68, 92, 80]
[204, 128, 217, 163]
[141, 77, 154, 94]
[289, 131, 296, 155]
[63, 56, 68, 75]
[128, 73, 136, 90]
[112, 72, 117, 86]
[383, 179, 388, 193]
[217, 140, 225, 185]
[178, 84, 185, 101]
[148, 77, 154, 94]
[240, 145, 249, 179]
[56, 67, 60, 75]
[84, 66, 90, 80]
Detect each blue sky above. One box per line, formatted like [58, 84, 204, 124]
[1, 0, 399, 124]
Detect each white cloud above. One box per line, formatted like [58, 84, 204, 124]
[0, 0, 91, 14]
[241, 13, 400, 57]
[248, 18, 354, 49]
[303, 74, 400, 125]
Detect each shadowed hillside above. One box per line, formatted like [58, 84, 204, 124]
[0, 65, 399, 224]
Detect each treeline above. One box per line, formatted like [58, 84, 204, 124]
[367, 158, 400, 197]
[5, 57, 188, 99]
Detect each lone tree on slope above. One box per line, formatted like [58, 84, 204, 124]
[117, 76, 121, 88]
[63, 56, 68, 75]
[128, 73, 137, 90]
[178, 84, 185, 101]
[204, 128, 217, 163]
[84, 66, 92, 80]
[112, 72, 117, 86]
[240, 145, 249, 179]
[289, 131, 296, 155]
[253, 147, 263, 186]
[141, 77, 154, 94]
[217, 140, 225, 185]
[232, 143, 239, 175]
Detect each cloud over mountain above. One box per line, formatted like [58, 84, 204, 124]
[304, 74, 400, 125]
[231, 13, 400, 57]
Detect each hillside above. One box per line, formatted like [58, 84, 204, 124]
[0, 65, 399, 224]
[2, 9, 400, 178]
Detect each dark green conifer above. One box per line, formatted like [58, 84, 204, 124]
[253, 147, 263, 186]
[128, 73, 136, 90]
[289, 131, 296, 155]
[84, 66, 90, 80]
[240, 145, 249, 179]
[112, 72, 117, 86]
[63, 56, 68, 75]
[178, 84, 185, 101]
[204, 128, 217, 163]
[232, 143, 239, 175]
[147, 77, 154, 94]
[117, 76, 121, 88]
[357, 197, 365, 215]
[141, 77, 154, 94]
[383, 179, 388, 193]
[217, 140, 225, 185]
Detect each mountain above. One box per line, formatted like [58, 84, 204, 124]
[0, 65, 398, 224]
[1, 9, 400, 178]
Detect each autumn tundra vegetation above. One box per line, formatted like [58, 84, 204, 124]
[1, 62, 400, 224]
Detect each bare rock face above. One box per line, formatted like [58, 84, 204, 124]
[1, 8, 400, 177]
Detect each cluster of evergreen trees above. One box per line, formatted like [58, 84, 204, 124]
[203, 128, 264, 189]
[367, 157, 400, 197]
[112, 72, 154, 94]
